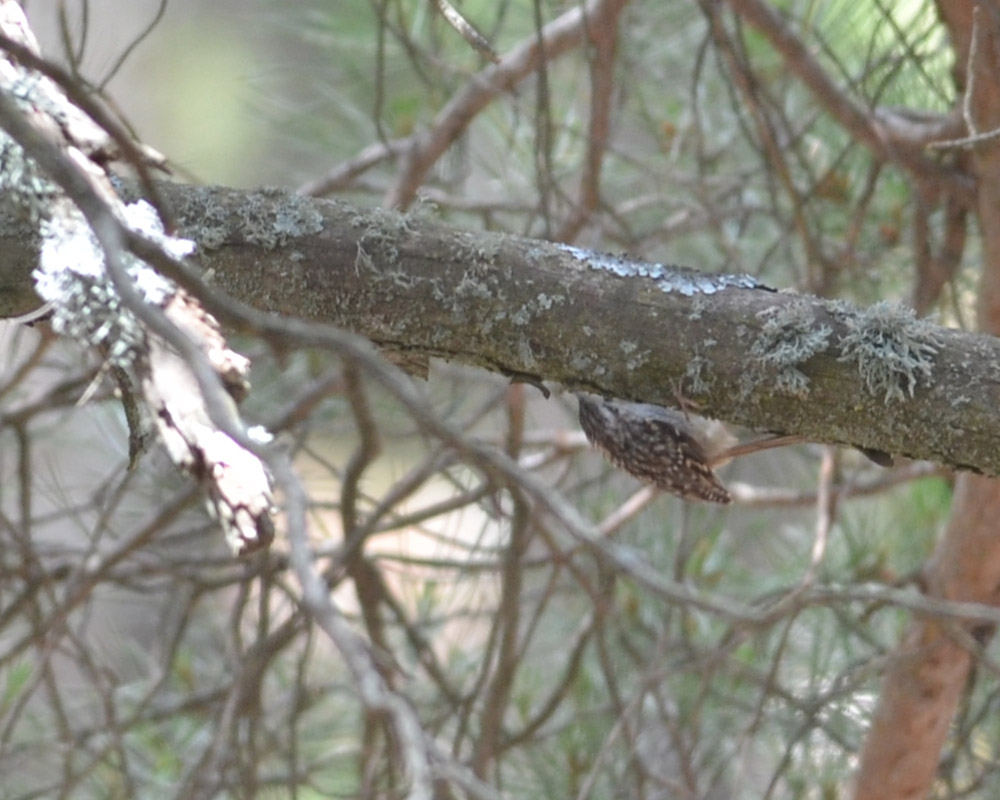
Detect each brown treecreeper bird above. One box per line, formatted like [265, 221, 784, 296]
[576, 394, 804, 503]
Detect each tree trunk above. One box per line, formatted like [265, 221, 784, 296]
[854, 4, 1000, 797]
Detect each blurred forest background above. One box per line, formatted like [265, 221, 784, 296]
[1, 1, 995, 798]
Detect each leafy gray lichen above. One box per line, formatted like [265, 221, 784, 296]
[749, 300, 831, 397]
[183, 189, 325, 251]
[836, 301, 942, 403]
[184, 196, 230, 250]
[239, 194, 324, 250]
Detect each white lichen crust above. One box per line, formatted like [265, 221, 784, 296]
[34, 200, 187, 364]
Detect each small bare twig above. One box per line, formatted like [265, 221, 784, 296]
[431, 0, 500, 63]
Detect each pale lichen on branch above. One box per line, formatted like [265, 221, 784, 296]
[34, 199, 187, 362]
[835, 300, 943, 403]
[555, 242, 766, 295]
[748, 300, 832, 398]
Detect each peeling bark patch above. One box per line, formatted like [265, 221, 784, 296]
[555, 243, 765, 295]
[144, 327, 273, 557]
[835, 301, 942, 403]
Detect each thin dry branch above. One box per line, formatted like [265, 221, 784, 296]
[431, 0, 500, 63]
[383, 0, 630, 209]
[703, 4, 832, 292]
[721, 0, 971, 202]
[298, 0, 631, 207]
[554, 0, 623, 242]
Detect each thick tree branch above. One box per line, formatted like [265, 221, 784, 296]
[2, 182, 998, 476]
